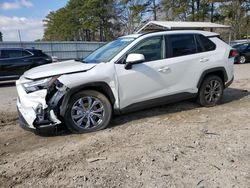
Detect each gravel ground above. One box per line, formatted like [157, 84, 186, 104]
[0, 64, 250, 188]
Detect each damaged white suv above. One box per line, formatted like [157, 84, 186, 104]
[16, 30, 235, 133]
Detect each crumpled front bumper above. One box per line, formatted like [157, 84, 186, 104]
[17, 106, 35, 132]
[16, 78, 62, 131]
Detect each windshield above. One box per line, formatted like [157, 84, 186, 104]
[83, 37, 135, 63]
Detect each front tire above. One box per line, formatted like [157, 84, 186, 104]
[197, 75, 224, 107]
[64, 90, 112, 133]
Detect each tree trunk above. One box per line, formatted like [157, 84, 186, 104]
[153, 0, 157, 21]
[191, 0, 195, 21]
[197, 0, 200, 21]
[99, 20, 103, 42]
[210, 2, 214, 23]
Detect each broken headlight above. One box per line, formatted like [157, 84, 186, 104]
[23, 76, 59, 93]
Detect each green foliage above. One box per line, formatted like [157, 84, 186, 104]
[219, 0, 250, 39]
[43, 0, 250, 41]
[43, 0, 117, 41]
[161, 0, 250, 40]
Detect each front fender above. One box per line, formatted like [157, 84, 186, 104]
[59, 82, 116, 117]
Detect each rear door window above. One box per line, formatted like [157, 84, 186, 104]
[30, 50, 47, 57]
[168, 34, 197, 57]
[22, 50, 32, 57]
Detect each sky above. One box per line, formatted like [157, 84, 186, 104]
[0, 0, 69, 41]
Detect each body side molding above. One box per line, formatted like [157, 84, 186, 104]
[115, 92, 197, 115]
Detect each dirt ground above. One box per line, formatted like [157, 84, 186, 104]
[0, 64, 250, 188]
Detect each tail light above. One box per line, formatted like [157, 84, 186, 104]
[229, 49, 238, 58]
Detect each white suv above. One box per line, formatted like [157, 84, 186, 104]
[16, 30, 235, 133]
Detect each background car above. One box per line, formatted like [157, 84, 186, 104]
[0, 48, 52, 81]
[232, 43, 250, 64]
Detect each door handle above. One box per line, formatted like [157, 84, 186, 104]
[158, 66, 170, 73]
[200, 58, 209, 63]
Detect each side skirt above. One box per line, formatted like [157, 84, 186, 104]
[115, 92, 197, 115]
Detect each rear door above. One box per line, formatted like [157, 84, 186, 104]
[159, 34, 206, 94]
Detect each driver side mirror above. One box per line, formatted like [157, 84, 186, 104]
[124, 53, 145, 70]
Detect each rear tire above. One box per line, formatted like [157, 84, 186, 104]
[64, 90, 112, 133]
[239, 55, 246, 64]
[197, 75, 224, 107]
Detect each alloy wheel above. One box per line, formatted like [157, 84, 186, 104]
[71, 96, 105, 129]
[239, 56, 246, 64]
[204, 80, 222, 104]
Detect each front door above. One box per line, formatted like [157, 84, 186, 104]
[115, 35, 172, 109]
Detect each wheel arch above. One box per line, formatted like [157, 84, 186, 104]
[197, 67, 228, 89]
[60, 82, 116, 117]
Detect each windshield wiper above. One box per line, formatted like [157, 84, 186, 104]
[74, 58, 88, 63]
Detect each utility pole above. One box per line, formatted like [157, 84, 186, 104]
[18, 30, 23, 48]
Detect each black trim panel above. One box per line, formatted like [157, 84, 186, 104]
[0, 75, 19, 81]
[208, 35, 220, 38]
[225, 76, 234, 88]
[197, 67, 228, 88]
[60, 82, 115, 117]
[115, 92, 197, 115]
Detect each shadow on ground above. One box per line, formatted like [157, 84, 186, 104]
[29, 87, 250, 137]
[110, 87, 249, 128]
[0, 81, 16, 88]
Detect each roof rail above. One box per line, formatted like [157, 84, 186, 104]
[136, 21, 231, 34]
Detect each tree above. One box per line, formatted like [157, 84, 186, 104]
[43, 0, 250, 41]
[115, 0, 150, 34]
[161, 0, 190, 21]
[43, 0, 118, 41]
[220, 0, 250, 40]
[145, 0, 161, 21]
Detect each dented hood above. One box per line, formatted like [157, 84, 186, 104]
[24, 60, 96, 80]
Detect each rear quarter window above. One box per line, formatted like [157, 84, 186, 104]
[22, 50, 32, 57]
[197, 34, 216, 52]
[30, 50, 48, 57]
